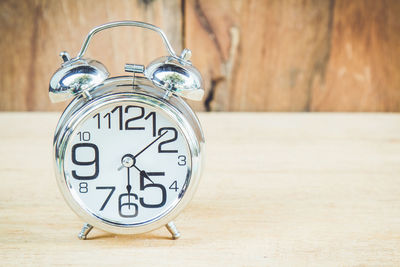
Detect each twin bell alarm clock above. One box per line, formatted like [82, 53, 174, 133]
[49, 21, 205, 240]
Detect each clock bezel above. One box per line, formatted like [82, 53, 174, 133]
[53, 78, 204, 235]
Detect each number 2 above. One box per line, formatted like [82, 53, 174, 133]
[125, 106, 145, 130]
[158, 128, 178, 153]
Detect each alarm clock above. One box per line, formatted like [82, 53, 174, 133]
[49, 21, 205, 240]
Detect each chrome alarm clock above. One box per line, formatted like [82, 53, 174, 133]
[49, 21, 205, 240]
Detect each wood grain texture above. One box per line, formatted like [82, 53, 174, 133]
[0, 112, 400, 266]
[0, 0, 182, 111]
[185, 0, 335, 111]
[311, 0, 400, 111]
[0, 0, 399, 111]
[185, 0, 400, 111]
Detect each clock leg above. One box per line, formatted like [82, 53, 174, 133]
[166, 221, 181, 240]
[78, 223, 93, 240]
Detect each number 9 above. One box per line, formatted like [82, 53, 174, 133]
[71, 143, 99, 180]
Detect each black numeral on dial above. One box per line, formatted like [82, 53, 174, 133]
[169, 180, 179, 192]
[71, 143, 99, 180]
[77, 131, 91, 141]
[94, 105, 157, 132]
[96, 186, 116, 211]
[178, 155, 186, 166]
[158, 128, 178, 153]
[145, 111, 156, 136]
[119, 193, 139, 218]
[111, 105, 123, 130]
[125, 106, 145, 130]
[139, 171, 167, 208]
[79, 182, 88, 193]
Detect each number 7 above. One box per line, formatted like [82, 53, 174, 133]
[96, 186, 116, 211]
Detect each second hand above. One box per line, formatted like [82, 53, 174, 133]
[127, 167, 132, 209]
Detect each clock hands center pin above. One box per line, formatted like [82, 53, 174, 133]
[118, 131, 168, 184]
[118, 130, 168, 172]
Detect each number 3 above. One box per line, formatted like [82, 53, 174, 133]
[178, 155, 186, 166]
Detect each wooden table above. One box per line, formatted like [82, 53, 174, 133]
[1, 113, 400, 266]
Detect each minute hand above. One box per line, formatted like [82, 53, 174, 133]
[134, 131, 168, 158]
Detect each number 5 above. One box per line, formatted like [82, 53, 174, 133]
[139, 171, 166, 208]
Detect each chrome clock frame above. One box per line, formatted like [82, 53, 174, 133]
[50, 21, 205, 240]
[53, 76, 204, 237]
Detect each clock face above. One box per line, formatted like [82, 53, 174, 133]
[63, 101, 191, 226]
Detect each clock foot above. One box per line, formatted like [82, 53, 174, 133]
[166, 221, 180, 240]
[78, 223, 93, 240]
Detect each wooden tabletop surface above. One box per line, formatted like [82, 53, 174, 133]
[1, 112, 400, 266]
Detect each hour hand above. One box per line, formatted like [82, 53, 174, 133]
[140, 170, 154, 184]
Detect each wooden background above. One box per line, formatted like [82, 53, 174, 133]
[0, 0, 399, 112]
[2, 112, 400, 265]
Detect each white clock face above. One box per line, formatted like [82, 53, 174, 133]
[63, 101, 191, 226]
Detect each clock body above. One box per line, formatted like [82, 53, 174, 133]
[53, 76, 204, 234]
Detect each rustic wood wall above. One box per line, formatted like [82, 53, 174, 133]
[0, 0, 399, 112]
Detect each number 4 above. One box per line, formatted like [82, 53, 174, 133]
[169, 181, 179, 192]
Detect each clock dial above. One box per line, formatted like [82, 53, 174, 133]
[63, 102, 191, 225]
